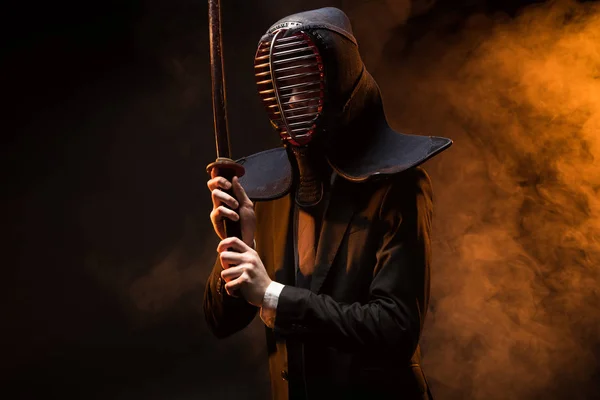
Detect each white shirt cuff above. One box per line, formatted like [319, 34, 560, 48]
[260, 281, 285, 328]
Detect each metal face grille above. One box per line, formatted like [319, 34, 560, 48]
[255, 30, 325, 146]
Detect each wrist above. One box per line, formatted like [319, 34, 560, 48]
[257, 279, 273, 307]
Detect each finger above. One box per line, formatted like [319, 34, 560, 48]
[211, 206, 239, 224]
[220, 264, 245, 281]
[225, 275, 247, 295]
[207, 176, 232, 192]
[232, 176, 252, 207]
[217, 236, 251, 253]
[211, 188, 239, 209]
[219, 250, 248, 266]
[219, 251, 243, 270]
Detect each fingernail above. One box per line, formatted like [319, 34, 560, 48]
[233, 201, 239, 208]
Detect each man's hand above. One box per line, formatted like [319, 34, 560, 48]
[208, 171, 256, 248]
[218, 237, 272, 307]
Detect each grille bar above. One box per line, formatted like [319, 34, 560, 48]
[279, 91, 321, 100]
[254, 62, 270, 69]
[273, 40, 309, 50]
[275, 112, 319, 121]
[255, 70, 272, 77]
[281, 127, 311, 133]
[277, 120, 314, 128]
[272, 47, 313, 57]
[272, 106, 320, 115]
[278, 81, 320, 91]
[276, 71, 321, 81]
[272, 54, 317, 65]
[273, 63, 319, 73]
[274, 35, 306, 43]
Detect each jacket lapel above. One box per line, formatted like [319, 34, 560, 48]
[269, 194, 296, 287]
[310, 176, 357, 294]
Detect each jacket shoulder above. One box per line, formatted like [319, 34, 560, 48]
[374, 166, 433, 222]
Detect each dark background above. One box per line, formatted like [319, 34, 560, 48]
[3, 0, 600, 399]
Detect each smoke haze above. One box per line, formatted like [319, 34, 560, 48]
[359, 1, 600, 398]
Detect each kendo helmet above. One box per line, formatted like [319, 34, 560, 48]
[254, 8, 363, 147]
[238, 8, 452, 202]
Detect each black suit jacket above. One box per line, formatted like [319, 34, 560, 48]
[204, 167, 434, 400]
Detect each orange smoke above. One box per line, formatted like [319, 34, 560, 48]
[350, 0, 600, 398]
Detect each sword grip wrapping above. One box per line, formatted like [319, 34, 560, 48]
[218, 167, 243, 240]
[207, 158, 246, 241]
[207, 158, 246, 299]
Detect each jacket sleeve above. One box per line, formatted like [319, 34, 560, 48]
[203, 255, 258, 339]
[273, 169, 432, 361]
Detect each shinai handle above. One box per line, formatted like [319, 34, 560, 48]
[217, 167, 243, 240]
